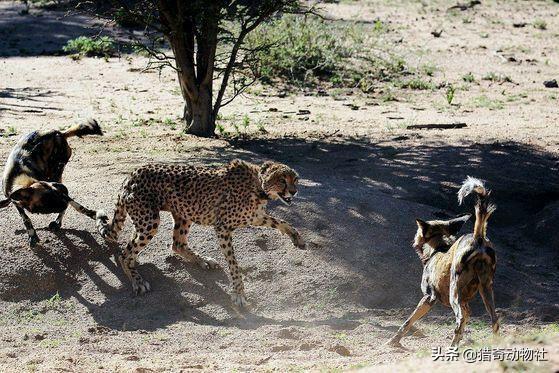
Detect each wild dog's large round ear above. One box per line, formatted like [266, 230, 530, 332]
[9, 187, 33, 202]
[49, 182, 69, 196]
[448, 214, 472, 235]
[0, 199, 10, 208]
[415, 219, 429, 235]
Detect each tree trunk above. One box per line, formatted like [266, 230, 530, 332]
[183, 83, 214, 137]
[182, 98, 193, 125]
[159, 1, 218, 137]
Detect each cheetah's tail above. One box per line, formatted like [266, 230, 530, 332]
[96, 194, 127, 242]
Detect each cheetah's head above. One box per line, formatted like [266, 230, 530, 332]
[260, 161, 299, 205]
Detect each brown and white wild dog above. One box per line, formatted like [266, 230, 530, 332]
[388, 176, 499, 347]
[96, 159, 306, 307]
[1, 119, 103, 247]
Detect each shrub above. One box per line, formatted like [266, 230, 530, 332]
[396, 77, 435, 90]
[462, 72, 475, 83]
[472, 95, 504, 110]
[533, 19, 547, 30]
[62, 36, 116, 57]
[482, 72, 513, 83]
[421, 63, 437, 77]
[446, 84, 456, 104]
[245, 15, 408, 90]
[114, 7, 144, 28]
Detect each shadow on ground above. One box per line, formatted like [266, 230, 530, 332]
[0, 1, 140, 57]
[0, 87, 65, 115]
[1, 135, 558, 328]
[227, 136, 559, 319]
[0, 2, 100, 57]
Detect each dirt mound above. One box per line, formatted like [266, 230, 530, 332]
[0, 226, 109, 302]
[1, 0, 559, 369]
[532, 200, 559, 248]
[1, 137, 557, 317]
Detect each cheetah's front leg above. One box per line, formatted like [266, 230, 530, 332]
[215, 226, 247, 307]
[253, 213, 306, 249]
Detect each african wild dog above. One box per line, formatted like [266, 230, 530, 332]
[1, 119, 103, 247]
[388, 177, 499, 347]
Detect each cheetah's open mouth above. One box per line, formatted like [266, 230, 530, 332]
[279, 195, 292, 205]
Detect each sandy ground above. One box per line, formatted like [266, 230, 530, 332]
[0, 0, 558, 371]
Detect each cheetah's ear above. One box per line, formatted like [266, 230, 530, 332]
[260, 161, 274, 174]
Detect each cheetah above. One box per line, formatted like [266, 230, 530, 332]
[96, 159, 306, 306]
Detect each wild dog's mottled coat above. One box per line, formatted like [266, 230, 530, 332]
[96, 159, 305, 306]
[1, 119, 102, 247]
[388, 177, 498, 347]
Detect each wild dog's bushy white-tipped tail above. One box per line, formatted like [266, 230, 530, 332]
[457, 176, 496, 241]
[458, 176, 488, 205]
[63, 118, 103, 138]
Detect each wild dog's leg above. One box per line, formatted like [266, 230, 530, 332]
[215, 225, 246, 307]
[15, 205, 39, 247]
[120, 211, 159, 295]
[252, 213, 306, 249]
[48, 209, 66, 230]
[387, 295, 435, 347]
[451, 303, 471, 347]
[171, 214, 220, 269]
[450, 272, 470, 346]
[479, 283, 499, 334]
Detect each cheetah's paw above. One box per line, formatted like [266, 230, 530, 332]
[292, 235, 307, 250]
[132, 280, 151, 296]
[200, 256, 221, 270]
[231, 293, 248, 308]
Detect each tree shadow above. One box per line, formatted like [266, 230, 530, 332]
[219, 136, 559, 319]
[6, 227, 245, 331]
[0, 87, 66, 116]
[0, 1, 139, 57]
[0, 2, 99, 57]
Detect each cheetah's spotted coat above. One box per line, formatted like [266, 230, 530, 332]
[96, 160, 305, 306]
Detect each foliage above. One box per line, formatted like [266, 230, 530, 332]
[85, 0, 304, 137]
[62, 36, 115, 57]
[533, 19, 547, 30]
[482, 72, 513, 83]
[445, 84, 456, 104]
[472, 95, 504, 110]
[245, 15, 408, 91]
[396, 77, 435, 90]
[462, 72, 475, 83]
